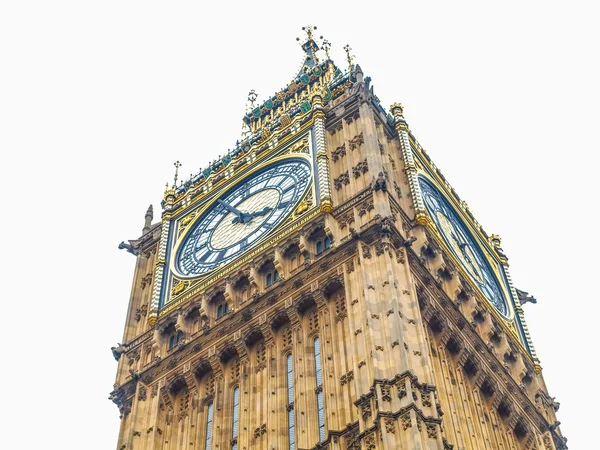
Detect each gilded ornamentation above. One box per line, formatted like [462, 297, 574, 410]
[171, 280, 189, 296]
[179, 213, 196, 233]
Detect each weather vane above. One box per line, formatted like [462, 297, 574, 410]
[173, 160, 182, 186]
[343, 44, 355, 68]
[296, 25, 317, 43]
[320, 37, 331, 60]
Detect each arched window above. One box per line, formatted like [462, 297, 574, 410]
[169, 330, 183, 350]
[287, 354, 295, 450]
[266, 269, 280, 287]
[314, 337, 325, 441]
[316, 237, 331, 255]
[205, 402, 214, 450]
[232, 386, 240, 450]
[217, 302, 229, 319]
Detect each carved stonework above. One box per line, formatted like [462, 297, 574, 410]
[348, 132, 364, 151]
[426, 423, 438, 439]
[331, 143, 346, 161]
[112, 39, 563, 450]
[352, 159, 368, 178]
[384, 418, 396, 434]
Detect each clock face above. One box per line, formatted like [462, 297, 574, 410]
[176, 158, 312, 277]
[419, 177, 510, 318]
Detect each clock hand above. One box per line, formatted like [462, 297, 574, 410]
[217, 199, 243, 217]
[248, 206, 273, 219]
[217, 199, 252, 224]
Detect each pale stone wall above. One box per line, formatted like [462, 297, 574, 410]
[111, 66, 564, 450]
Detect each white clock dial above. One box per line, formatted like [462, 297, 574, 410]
[419, 176, 510, 318]
[175, 158, 312, 277]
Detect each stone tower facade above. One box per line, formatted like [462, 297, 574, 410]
[111, 28, 566, 450]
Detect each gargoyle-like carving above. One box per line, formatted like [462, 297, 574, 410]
[516, 288, 537, 305]
[372, 171, 387, 192]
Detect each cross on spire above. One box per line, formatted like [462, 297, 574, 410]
[247, 90, 257, 107]
[320, 37, 332, 60]
[298, 25, 317, 43]
[343, 44, 355, 68]
[173, 160, 182, 186]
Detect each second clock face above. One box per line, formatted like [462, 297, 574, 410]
[419, 177, 510, 318]
[176, 158, 312, 277]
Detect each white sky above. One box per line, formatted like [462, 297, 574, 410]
[1, 1, 598, 449]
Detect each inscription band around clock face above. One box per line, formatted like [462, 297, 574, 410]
[175, 158, 312, 277]
[418, 176, 510, 318]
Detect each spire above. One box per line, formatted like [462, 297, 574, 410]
[320, 37, 332, 61]
[343, 44, 355, 70]
[143, 204, 153, 233]
[173, 160, 182, 188]
[296, 25, 321, 76]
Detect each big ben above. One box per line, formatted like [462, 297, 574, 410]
[111, 27, 566, 450]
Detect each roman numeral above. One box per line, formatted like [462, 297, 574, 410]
[282, 184, 295, 194]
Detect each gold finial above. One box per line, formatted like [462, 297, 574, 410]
[173, 160, 182, 187]
[390, 102, 405, 118]
[297, 25, 317, 43]
[320, 37, 331, 60]
[343, 44, 354, 68]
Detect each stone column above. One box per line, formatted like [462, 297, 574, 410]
[311, 92, 333, 213]
[390, 103, 429, 225]
[149, 190, 175, 326]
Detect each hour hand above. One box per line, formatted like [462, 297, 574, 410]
[249, 206, 273, 219]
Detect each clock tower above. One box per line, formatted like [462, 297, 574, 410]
[111, 27, 566, 450]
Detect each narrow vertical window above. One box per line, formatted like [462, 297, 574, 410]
[287, 354, 295, 450]
[324, 236, 331, 250]
[314, 337, 325, 442]
[232, 386, 240, 450]
[205, 402, 214, 450]
[266, 272, 272, 286]
[316, 241, 323, 255]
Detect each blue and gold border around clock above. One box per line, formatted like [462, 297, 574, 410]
[415, 171, 516, 323]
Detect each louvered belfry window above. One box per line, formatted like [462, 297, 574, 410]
[232, 387, 240, 450]
[205, 402, 213, 450]
[287, 353, 295, 450]
[314, 337, 326, 441]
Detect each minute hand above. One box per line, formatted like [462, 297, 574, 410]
[217, 199, 243, 217]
